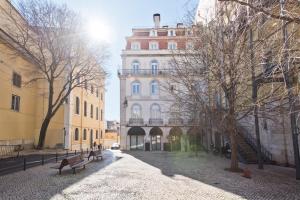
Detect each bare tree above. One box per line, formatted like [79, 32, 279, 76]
[1, 0, 108, 149]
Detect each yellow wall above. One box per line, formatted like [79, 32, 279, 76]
[0, 41, 37, 145]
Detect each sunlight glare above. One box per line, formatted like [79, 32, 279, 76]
[87, 19, 111, 43]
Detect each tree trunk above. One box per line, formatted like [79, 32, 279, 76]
[228, 103, 239, 171]
[37, 116, 51, 149]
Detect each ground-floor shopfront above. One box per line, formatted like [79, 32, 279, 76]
[121, 126, 206, 152]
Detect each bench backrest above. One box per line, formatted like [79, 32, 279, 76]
[66, 155, 83, 167]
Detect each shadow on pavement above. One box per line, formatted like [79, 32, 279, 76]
[0, 150, 123, 200]
[124, 150, 300, 200]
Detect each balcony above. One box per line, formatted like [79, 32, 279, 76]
[118, 69, 173, 77]
[168, 118, 184, 126]
[129, 118, 144, 126]
[149, 118, 164, 126]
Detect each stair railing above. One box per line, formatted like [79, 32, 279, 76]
[237, 125, 272, 162]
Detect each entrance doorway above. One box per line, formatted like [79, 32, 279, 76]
[150, 127, 162, 151]
[128, 127, 145, 150]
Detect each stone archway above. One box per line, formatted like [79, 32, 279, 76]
[168, 127, 183, 151]
[128, 127, 145, 150]
[149, 127, 163, 151]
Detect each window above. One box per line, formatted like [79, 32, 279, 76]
[151, 60, 158, 75]
[75, 97, 80, 114]
[132, 82, 141, 95]
[84, 101, 87, 116]
[151, 80, 159, 95]
[74, 128, 79, 141]
[101, 130, 103, 139]
[151, 104, 161, 119]
[96, 107, 99, 120]
[168, 42, 177, 50]
[149, 42, 159, 50]
[96, 89, 99, 97]
[90, 104, 93, 118]
[168, 30, 176, 36]
[186, 41, 194, 50]
[131, 42, 140, 50]
[83, 129, 87, 140]
[91, 85, 94, 94]
[96, 130, 99, 139]
[11, 95, 20, 112]
[150, 29, 157, 36]
[132, 61, 140, 74]
[132, 104, 142, 118]
[101, 109, 103, 121]
[12, 72, 22, 88]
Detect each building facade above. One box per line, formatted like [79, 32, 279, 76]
[119, 14, 199, 151]
[0, 0, 105, 151]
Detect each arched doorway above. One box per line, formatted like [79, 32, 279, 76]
[150, 127, 163, 151]
[168, 127, 182, 151]
[187, 127, 202, 151]
[128, 127, 145, 150]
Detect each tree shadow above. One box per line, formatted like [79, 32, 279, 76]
[124, 151, 300, 200]
[0, 150, 123, 200]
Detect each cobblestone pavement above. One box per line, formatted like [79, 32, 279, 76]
[0, 150, 299, 200]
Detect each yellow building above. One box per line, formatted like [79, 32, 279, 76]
[0, 0, 105, 150]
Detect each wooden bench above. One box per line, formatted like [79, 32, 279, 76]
[88, 149, 103, 161]
[51, 154, 91, 174]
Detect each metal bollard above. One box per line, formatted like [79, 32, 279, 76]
[23, 158, 26, 171]
[75, 150, 77, 155]
[55, 152, 58, 163]
[86, 148, 88, 154]
[66, 150, 68, 157]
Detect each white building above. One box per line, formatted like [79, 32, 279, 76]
[119, 14, 200, 151]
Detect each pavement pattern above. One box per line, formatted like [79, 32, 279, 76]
[0, 150, 299, 200]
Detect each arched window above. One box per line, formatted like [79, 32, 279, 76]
[90, 104, 94, 118]
[75, 97, 80, 114]
[84, 101, 87, 116]
[74, 128, 79, 141]
[151, 104, 161, 119]
[132, 61, 140, 74]
[132, 104, 142, 118]
[83, 129, 87, 140]
[170, 103, 181, 118]
[132, 81, 141, 95]
[150, 80, 159, 95]
[151, 60, 158, 75]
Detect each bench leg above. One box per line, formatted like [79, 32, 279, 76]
[73, 168, 76, 174]
[83, 165, 86, 169]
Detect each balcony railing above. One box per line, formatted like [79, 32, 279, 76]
[168, 118, 184, 125]
[149, 118, 164, 126]
[129, 118, 144, 126]
[118, 69, 173, 77]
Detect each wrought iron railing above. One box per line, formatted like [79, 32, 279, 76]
[0, 145, 22, 158]
[168, 118, 184, 125]
[149, 118, 164, 125]
[237, 125, 272, 162]
[128, 118, 144, 126]
[118, 69, 173, 76]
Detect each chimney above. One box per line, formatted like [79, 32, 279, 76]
[153, 13, 161, 28]
[177, 23, 184, 28]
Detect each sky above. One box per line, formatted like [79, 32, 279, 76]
[51, 0, 199, 121]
